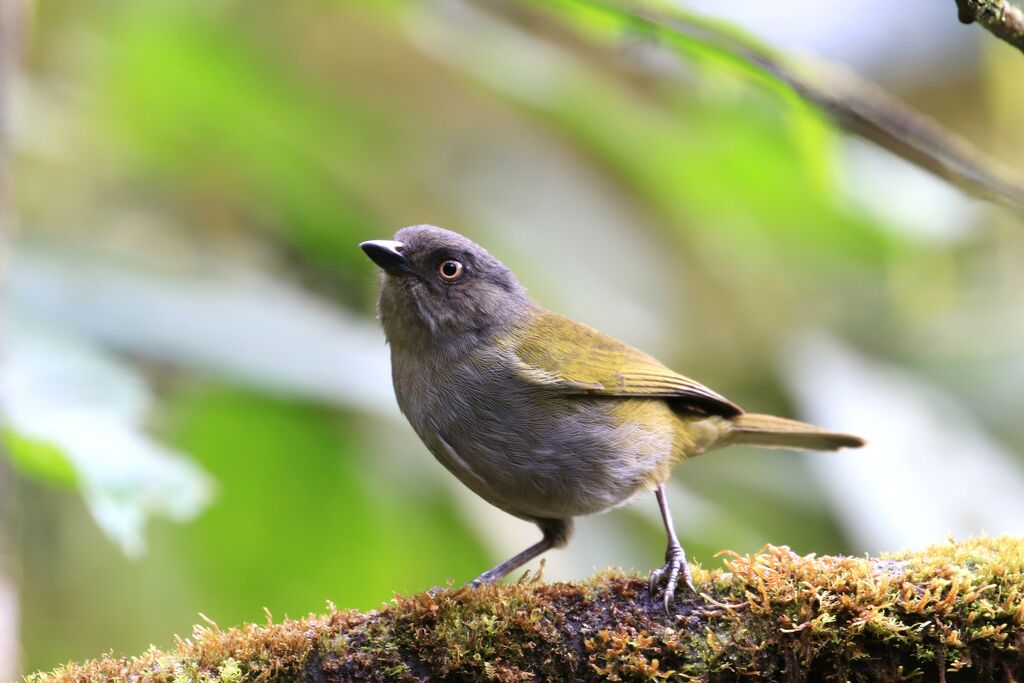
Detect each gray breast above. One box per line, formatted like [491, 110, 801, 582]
[390, 346, 670, 520]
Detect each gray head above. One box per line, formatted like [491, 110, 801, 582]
[360, 225, 530, 353]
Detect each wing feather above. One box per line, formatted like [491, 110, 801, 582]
[510, 309, 742, 417]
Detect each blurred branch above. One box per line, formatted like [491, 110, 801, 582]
[0, 0, 24, 679]
[501, 0, 1024, 216]
[27, 537, 1024, 681]
[956, 0, 1024, 54]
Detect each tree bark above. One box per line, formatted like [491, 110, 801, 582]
[956, 0, 1024, 55]
[28, 536, 1024, 682]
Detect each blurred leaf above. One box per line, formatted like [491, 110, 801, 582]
[160, 385, 490, 611]
[543, 0, 792, 92]
[1, 429, 78, 487]
[94, 2, 399, 289]
[16, 383, 490, 670]
[0, 317, 213, 556]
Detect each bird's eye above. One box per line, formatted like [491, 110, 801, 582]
[439, 260, 463, 281]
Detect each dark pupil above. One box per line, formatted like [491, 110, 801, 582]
[442, 261, 459, 277]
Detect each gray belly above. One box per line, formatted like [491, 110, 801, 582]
[393, 356, 673, 520]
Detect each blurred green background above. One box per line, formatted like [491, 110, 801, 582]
[2, 0, 1024, 675]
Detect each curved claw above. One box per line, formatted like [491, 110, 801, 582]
[662, 561, 681, 612]
[648, 566, 665, 596]
[681, 561, 697, 595]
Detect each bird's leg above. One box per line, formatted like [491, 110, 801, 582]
[648, 484, 696, 611]
[470, 538, 552, 586]
[471, 518, 572, 587]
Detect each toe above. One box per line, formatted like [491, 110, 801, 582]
[681, 562, 697, 594]
[662, 563, 680, 609]
[648, 567, 664, 596]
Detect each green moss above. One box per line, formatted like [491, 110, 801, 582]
[25, 536, 1024, 682]
[217, 658, 242, 683]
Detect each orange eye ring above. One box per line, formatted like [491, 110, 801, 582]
[439, 260, 463, 281]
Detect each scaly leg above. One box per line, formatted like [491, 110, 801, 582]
[648, 484, 696, 611]
[472, 518, 573, 586]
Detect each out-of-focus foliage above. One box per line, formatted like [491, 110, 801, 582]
[3, 0, 1023, 674]
[18, 385, 488, 669]
[2, 319, 212, 556]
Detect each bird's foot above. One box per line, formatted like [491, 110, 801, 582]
[648, 542, 696, 613]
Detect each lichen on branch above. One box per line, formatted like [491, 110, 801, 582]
[26, 536, 1024, 682]
[956, 0, 1024, 55]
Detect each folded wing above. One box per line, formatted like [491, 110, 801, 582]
[511, 309, 742, 418]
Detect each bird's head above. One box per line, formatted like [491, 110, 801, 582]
[361, 225, 529, 352]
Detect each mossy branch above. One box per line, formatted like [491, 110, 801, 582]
[956, 0, 1024, 55]
[27, 536, 1024, 682]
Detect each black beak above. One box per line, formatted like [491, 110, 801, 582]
[360, 240, 408, 273]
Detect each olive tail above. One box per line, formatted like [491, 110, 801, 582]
[727, 413, 865, 451]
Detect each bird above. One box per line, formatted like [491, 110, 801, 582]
[360, 224, 864, 608]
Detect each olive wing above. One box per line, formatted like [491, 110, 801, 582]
[510, 309, 742, 417]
